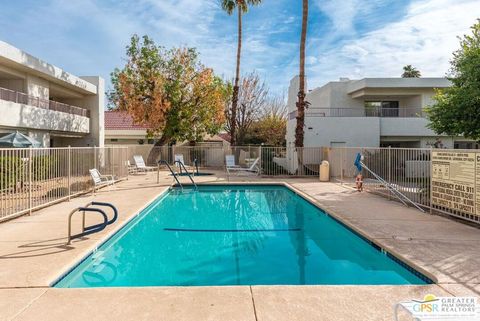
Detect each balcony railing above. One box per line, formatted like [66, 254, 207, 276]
[288, 107, 426, 119]
[0, 86, 90, 117]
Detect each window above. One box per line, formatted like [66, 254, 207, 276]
[365, 101, 399, 117]
[110, 139, 118, 142]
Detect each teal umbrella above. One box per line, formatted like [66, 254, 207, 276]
[0, 131, 41, 148]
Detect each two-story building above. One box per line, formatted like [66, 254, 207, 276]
[286, 76, 477, 149]
[0, 41, 104, 147]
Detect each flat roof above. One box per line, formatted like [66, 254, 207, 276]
[0, 40, 97, 95]
[347, 77, 451, 94]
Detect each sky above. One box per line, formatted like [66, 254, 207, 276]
[1, 0, 479, 95]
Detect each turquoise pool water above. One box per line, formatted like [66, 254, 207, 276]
[55, 185, 430, 287]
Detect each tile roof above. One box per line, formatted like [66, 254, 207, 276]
[105, 111, 149, 130]
[217, 132, 231, 143]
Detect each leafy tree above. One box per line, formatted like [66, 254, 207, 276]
[246, 114, 286, 146]
[401, 65, 421, 78]
[108, 35, 228, 145]
[295, 0, 309, 148]
[221, 0, 262, 146]
[244, 95, 287, 146]
[427, 20, 480, 140]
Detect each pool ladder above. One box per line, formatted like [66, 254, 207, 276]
[158, 160, 197, 190]
[67, 202, 118, 245]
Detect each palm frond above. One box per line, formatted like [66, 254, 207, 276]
[221, 0, 236, 14]
[221, 0, 262, 14]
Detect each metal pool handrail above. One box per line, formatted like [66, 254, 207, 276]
[86, 201, 118, 225]
[355, 153, 425, 212]
[158, 160, 198, 190]
[67, 202, 118, 244]
[158, 160, 183, 189]
[174, 160, 197, 190]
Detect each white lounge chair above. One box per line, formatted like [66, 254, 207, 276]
[89, 169, 115, 193]
[133, 155, 157, 173]
[226, 155, 260, 175]
[174, 154, 194, 173]
[126, 160, 137, 174]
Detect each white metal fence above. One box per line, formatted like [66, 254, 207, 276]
[132, 144, 478, 224]
[2, 144, 480, 225]
[327, 147, 432, 209]
[0, 146, 128, 221]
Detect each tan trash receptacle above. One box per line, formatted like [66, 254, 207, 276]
[319, 160, 329, 182]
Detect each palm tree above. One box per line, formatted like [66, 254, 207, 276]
[221, 0, 262, 146]
[295, 0, 309, 148]
[402, 65, 421, 78]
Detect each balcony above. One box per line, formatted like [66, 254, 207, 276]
[0, 86, 90, 117]
[289, 107, 425, 119]
[0, 86, 90, 134]
[309, 107, 425, 117]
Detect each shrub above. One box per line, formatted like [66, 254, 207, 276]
[0, 156, 25, 190]
[31, 155, 59, 181]
[261, 147, 288, 175]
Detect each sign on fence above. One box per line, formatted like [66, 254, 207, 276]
[431, 151, 479, 216]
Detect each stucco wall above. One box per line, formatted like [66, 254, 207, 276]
[287, 76, 299, 113]
[327, 82, 364, 108]
[54, 76, 104, 147]
[380, 118, 439, 136]
[28, 131, 50, 147]
[26, 75, 49, 100]
[306, 84, 331, 108]
[304, 117, 380, 147]
[105, 129, 148, 140]
[79, 76, 104, 147]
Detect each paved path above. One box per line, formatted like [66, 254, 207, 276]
[0, 172, 478, 321]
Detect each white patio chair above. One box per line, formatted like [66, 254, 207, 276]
[126, 160, 137, 174]
[89, 169, 115, 193]
[226, 155, 260, 175]
[174, 154, 195, 173]
[133, 155, 157, 173]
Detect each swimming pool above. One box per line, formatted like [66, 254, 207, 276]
[55, 185, 431, 287]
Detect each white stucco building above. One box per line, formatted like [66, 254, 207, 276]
[286, 76, 476, 149]
[0, 41, 104, 147]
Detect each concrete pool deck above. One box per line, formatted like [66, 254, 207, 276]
[0, 171, 479, 321]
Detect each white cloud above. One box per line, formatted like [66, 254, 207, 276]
[314, 0, 386, 33]
[306, 56, 319, 65]
[315, 0, 361, 32]
[3, 0, 476, 97]
[307, 0, 480, 88]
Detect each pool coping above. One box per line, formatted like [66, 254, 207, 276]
[51, 181, 438, 287]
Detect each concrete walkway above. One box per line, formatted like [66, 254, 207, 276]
[0, 172, 478, 321]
